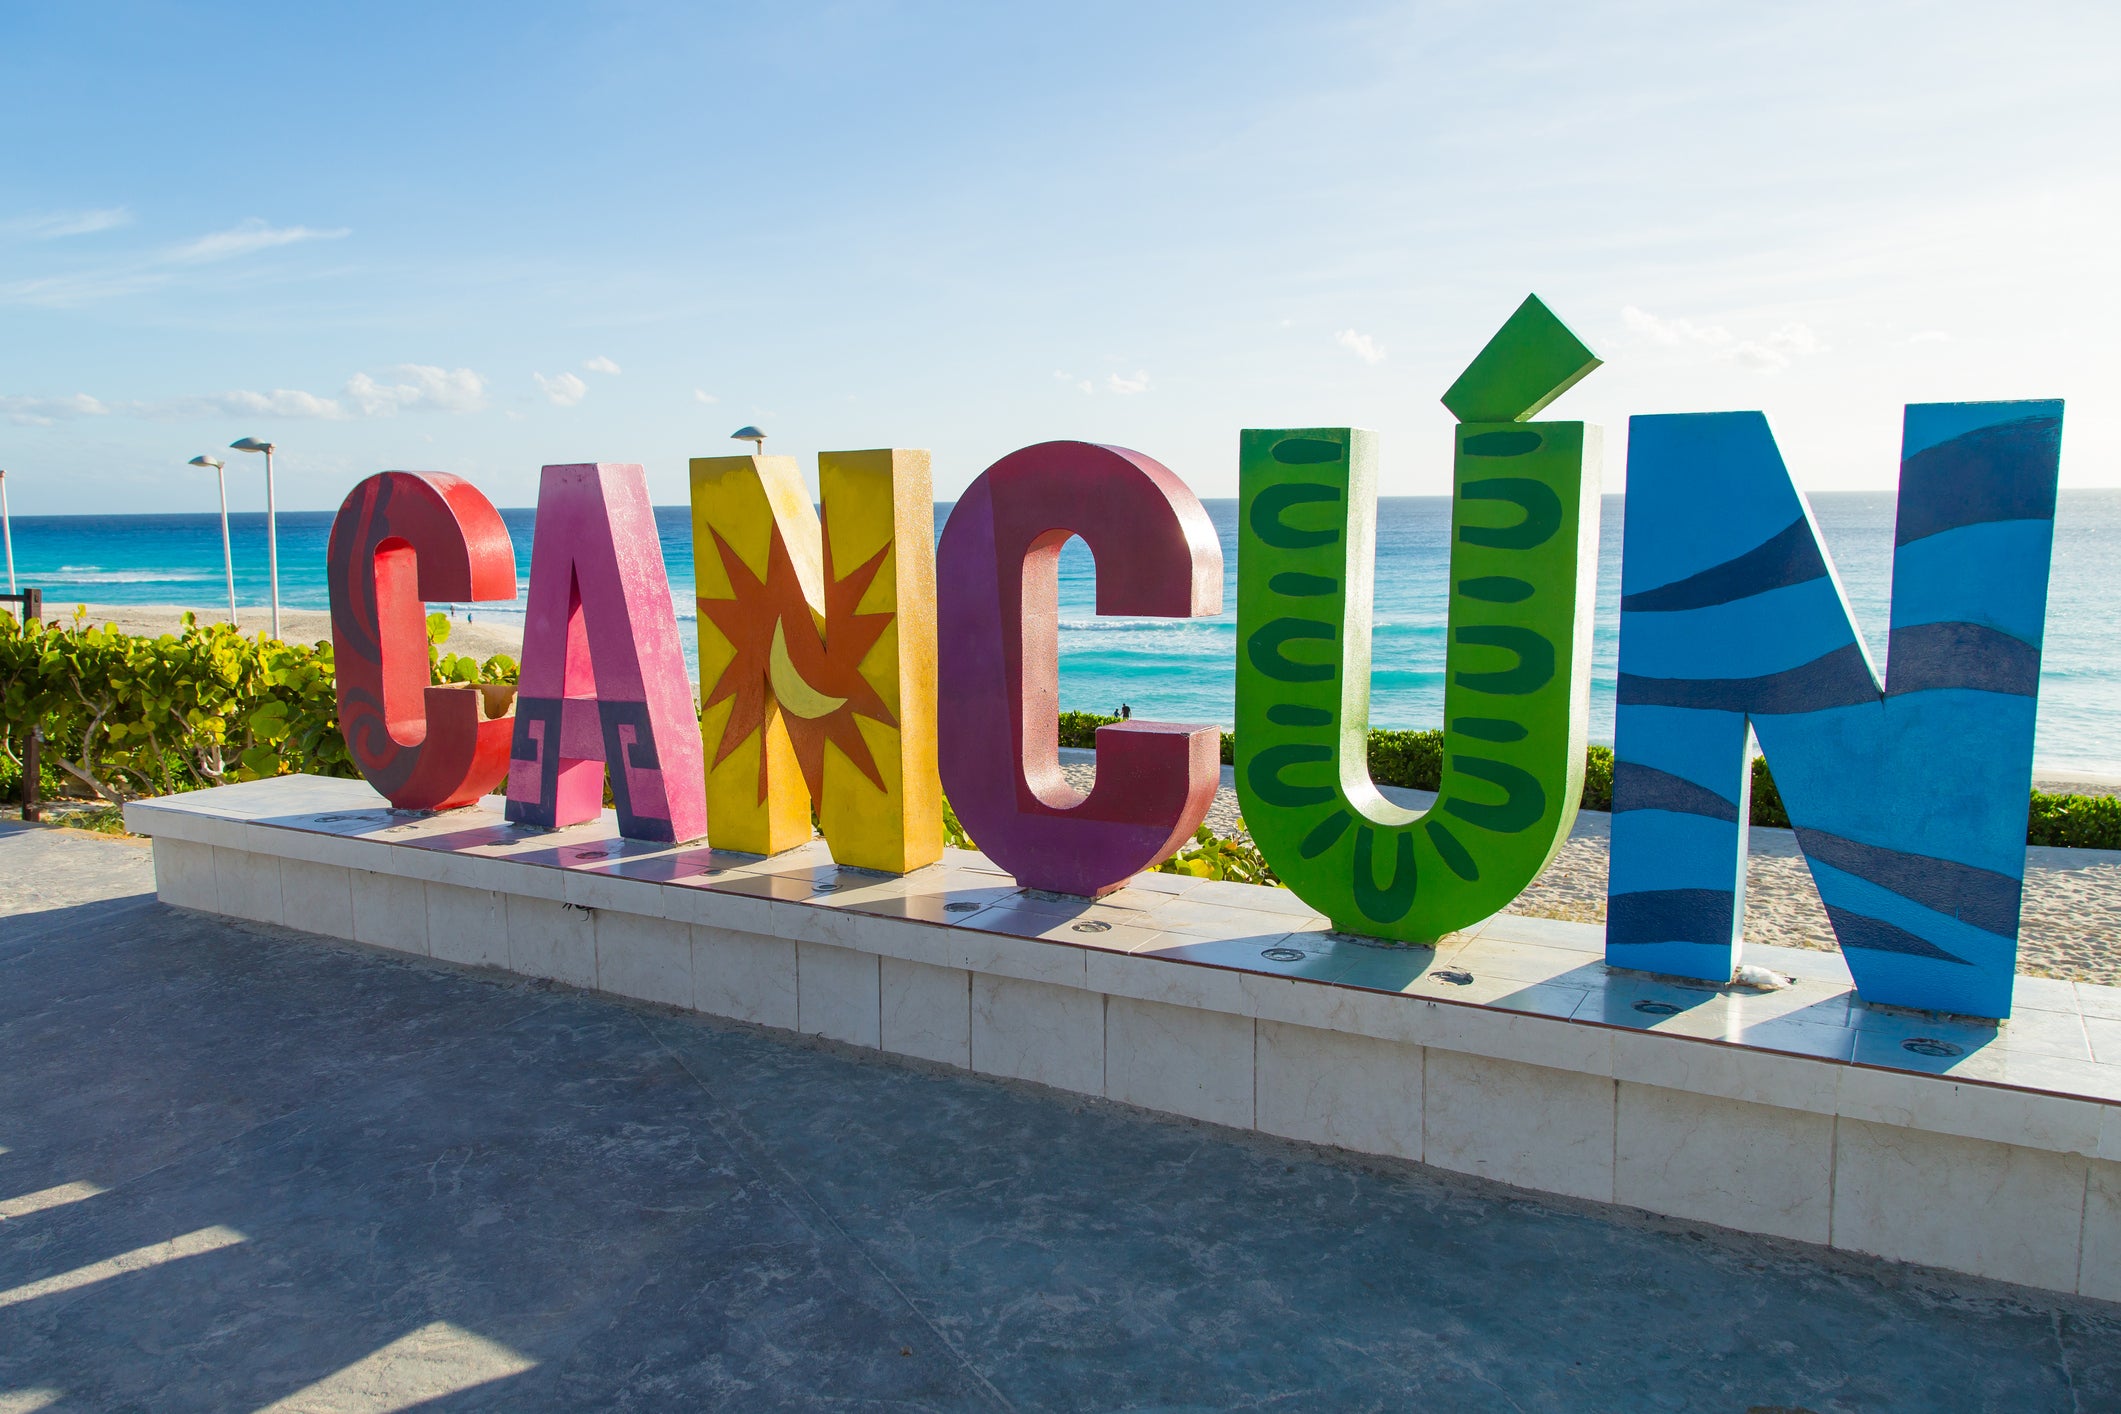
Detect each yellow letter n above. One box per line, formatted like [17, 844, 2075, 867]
[688, 449, 941, 874]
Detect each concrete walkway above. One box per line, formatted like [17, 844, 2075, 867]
[1, 822, 2115, 1411]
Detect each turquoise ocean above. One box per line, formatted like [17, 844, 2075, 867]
[10, 492, 2121, 772]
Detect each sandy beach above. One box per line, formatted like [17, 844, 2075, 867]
[67, 602, 527, 665]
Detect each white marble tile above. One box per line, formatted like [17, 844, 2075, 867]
[1254, 1020, 1422, 1162]
[1082, 948, 1252, 1014]
[1019, 883, 1170, 916]
[563, 863, 674, 918]
[971, 974, 1104, 1096]
[2011, 974, 2087, 1016]
[1236, 970, 1446, 1048]
[1632, 1010, 1859, 1067]
[2082, 1159, 2121, 1302]
[424, 883, 507, 969]
[1140, 896, 1320, 941]
[212, 847, 283, 925]
[660, 879, 781, 935]
[1831, 1117, 2087, 1291]
[1442, 936, 1606, 988]
[1104, 997, 1254, 1129]
[2084, 1017, 2121, 1065]
[351, 870, 429, 955]
[1423, 1000, 1614, 1078]
[1123, 870, 1208, 898]
[955, 899, 1161, 953]
[945, 926, 1094, 989]
[1615, 1083, 1834, 1244]
[277, 859, 355, 941]
[505, 895, 597, 989]
[596, 912, 693, 1009]
[880, 957, 972, 1068]
[1184, 879, 1325, 917]
[1606, 1028, 1841, 1115]
[434, 850, 570, 903]
[1991, 1006, 2094, 1062]
[693, 925, 798, 1030]
[947, 848, 1014, 877]
[2076, 982, 2121, 1023]
[1745, 940, 1853, 989]
[797, 941, 881, 1048]
[1424, 1049, 1615, 1203]
[1397, 972, 1591, 1030]
[152, 838, 217, 911]
[242, 820, 370, 870]
[1588, 968, 1855, 1034]
[1475, 913, 1606, 953]
[1835, 1065, 2105, 1158]
[2102, 1105, 2121, 1166]
[162, 804, 258, 847]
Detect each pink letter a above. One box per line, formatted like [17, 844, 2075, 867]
[505, 463, 708, 843]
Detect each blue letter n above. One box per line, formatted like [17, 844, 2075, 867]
[1606, 401, 2062, 1019]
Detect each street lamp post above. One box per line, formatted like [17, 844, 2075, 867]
[229, 437, 279, 639]
[0, 468, 14, 595]
[188, 455, 238, 628]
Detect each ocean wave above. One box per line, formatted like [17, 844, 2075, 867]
[1055, 620, 1230, 643]
[43, 568, 216, 584]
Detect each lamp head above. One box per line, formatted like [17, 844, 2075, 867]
[730, 425, 766, 453]
[188, 455, 224, 471]
[229, 437, 275, 454]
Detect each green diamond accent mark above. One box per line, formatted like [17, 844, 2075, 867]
[1441, 293, 1601, 424]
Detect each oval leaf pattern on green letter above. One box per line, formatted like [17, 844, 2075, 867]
[1234, 295, 1602, 941]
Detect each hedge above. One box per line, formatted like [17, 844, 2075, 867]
[1, 609, 514, 804]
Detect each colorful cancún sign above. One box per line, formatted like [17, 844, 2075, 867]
[325, 294, 2064, 1019]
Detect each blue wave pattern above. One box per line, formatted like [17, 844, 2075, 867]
[1607, 403, 2063, 1018]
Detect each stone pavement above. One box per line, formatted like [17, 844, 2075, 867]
[1, 821, 2115, 1412]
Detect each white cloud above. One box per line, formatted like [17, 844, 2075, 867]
[1335, 329, 1387, 364]
[1620, 306, 1826, 373]
[345, 365, 487, 416]
[166, 218, 350, 265]
[534, 371, 587, 407]
[202, 388, 349, 420]
[0, 215, 351, 308]
[0, 268, 167, 306]
[1053, 370, 1095, 396]
[692, 389, 720, 404]
[3, 373, 486, 425]
[1621, 305, 1722, 348]
[0, 393, 110, 426]
[1106, 369, 1150, 395]
[0, 208, 133, 240]
[582, 355, 621, 375]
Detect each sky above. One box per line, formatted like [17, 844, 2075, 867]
[1, 0, 2116, 516]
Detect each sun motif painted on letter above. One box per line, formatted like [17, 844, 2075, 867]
[698, 511, 897, 805]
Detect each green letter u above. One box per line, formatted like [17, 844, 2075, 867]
[1235, 295, 1602, 941]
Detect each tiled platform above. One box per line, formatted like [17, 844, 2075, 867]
[126, 775, 2121, 1302]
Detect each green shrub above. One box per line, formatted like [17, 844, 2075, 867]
[2028, 792, 2121, 850]
[1749, 757, 1789, 829]
[1154, 822, 1282, 886]
[1580, 745, 1614, 813]
[942, 793, 975, 851]
[1055, 710, 1115, 749]
[0, 607, 516, 804]
[1367, 729, 1444, 790]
